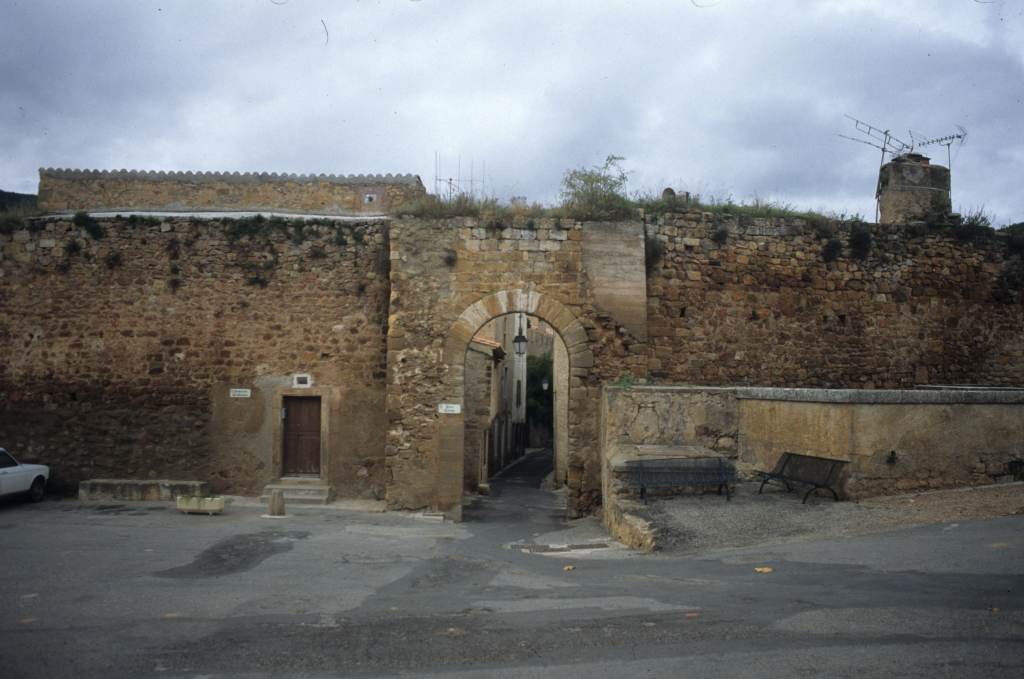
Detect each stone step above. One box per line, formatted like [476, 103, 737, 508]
[259, 483, 334, 505]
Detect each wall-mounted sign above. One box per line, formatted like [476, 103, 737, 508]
[229, 388, 252, 399]
[293, 373, 313, 388]
[437, 403, 462, 414]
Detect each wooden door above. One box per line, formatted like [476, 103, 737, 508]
[283, 396, 321, 476]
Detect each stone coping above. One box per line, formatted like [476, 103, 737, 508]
[604, 384, 1024, 404]
[39, 167, 423, 186]
[737, 387, 1024, 404]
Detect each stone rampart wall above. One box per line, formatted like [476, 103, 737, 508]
[37, 168, 426, 215]
[0, 214, 390, 494]
[3, 205, 1022, 513]
[645, 211, 1024, 387]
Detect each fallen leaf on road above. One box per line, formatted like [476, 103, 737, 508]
[563, 564, 575, 572]
[19, 618, 36, 624]
[754, 566, 774, 574]
[685, 612, 699, 619]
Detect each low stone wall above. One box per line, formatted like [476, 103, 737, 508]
[738, 387, 1024, 496]
[600, 385, 740, 549]
[600, 385, 1024, 546]
[37, 168, 426, 215]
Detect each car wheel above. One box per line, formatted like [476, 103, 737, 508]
[29, 477, 46, 503]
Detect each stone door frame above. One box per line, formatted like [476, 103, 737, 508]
[271, 387, 331, 483]
[436, 289, 595, 520]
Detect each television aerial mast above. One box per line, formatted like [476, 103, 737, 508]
[838, 116, 967, 220]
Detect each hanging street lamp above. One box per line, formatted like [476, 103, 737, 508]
[513, 321, 528, 357]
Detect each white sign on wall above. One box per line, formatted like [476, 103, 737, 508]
[437, 403, 462, 414]
[229, 388, 252, 398]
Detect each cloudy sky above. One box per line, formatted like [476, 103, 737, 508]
[1, 0, 1022, 223]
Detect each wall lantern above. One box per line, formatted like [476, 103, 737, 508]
[513, 321, 528, 356]
[541, 377, 550, 391]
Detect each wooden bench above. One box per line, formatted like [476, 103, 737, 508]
[756, 452, 848, 503]
[616, 457, 736, 503]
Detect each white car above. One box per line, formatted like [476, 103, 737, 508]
[0, 448, 49, 502]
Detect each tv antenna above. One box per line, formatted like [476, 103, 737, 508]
[433, 151, 488, 201]
[837, 115, 912, 165]
[909, 126, 968, 170]
[838, 115, 967, 220]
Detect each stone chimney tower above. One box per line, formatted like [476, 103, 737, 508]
[876, 153, 951, 224]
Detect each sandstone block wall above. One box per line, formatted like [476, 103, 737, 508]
[876, 155, 951, 224]
[3, 203, 1022, 513]
[37, 168, 426, 216]
[601, 385, 1023, 496]
[737, 388, 1024, 495]
[463, 344, 494, 492]
[645, 212, 1024, 388]
[0, 214, 390, 495]
[600, 384, 1023, 547]
[384, 218, 649, 518]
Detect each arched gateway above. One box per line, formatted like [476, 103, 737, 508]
[387, 288, 596, 521]
[382, 218, 647, 521]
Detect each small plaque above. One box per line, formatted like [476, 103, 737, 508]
[437, 403, 462, 414]
[229, 388, 252, 399]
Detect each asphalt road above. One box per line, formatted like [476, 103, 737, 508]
[2, 451, 1022, 678]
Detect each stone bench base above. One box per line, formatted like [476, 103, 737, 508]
[78, 479, 209, 502]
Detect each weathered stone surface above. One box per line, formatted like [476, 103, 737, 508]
[2, 204, 1022, 517]
[37, 168, 426, 215]
[267, 489, 286, 516]
[79, 479, 209, 501]
[645, 213, 1023, 388]
[1, 216, 390, 497]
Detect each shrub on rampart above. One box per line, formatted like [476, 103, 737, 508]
[560, 155, 634, 221]
[821, 238, 842, 262]
[73, 211, 104, 239]
[849, 223, 872, 260]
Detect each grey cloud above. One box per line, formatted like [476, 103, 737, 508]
[0, 0, 1021, 223]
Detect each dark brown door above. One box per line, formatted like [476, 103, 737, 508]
[283, 396, 321, 476]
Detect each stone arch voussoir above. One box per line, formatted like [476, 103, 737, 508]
[436, 289, 595, 520]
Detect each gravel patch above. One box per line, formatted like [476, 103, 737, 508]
[641, 482, 1024, 553]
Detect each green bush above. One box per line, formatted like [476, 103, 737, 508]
[711, 226, 729, 245]
[104, 252, 123, 269]
[993, 260, 1024, 304]
[245, 274, 269, 288]
[822, 238, 842, 262]
[1008, 234, 1024, 255]
[73, 211, 104, 239]
[0, 215, 23, 234]
[849, 224, 872, 260]
[559, 155, 634, 221]
[955, 208, 995, 243]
